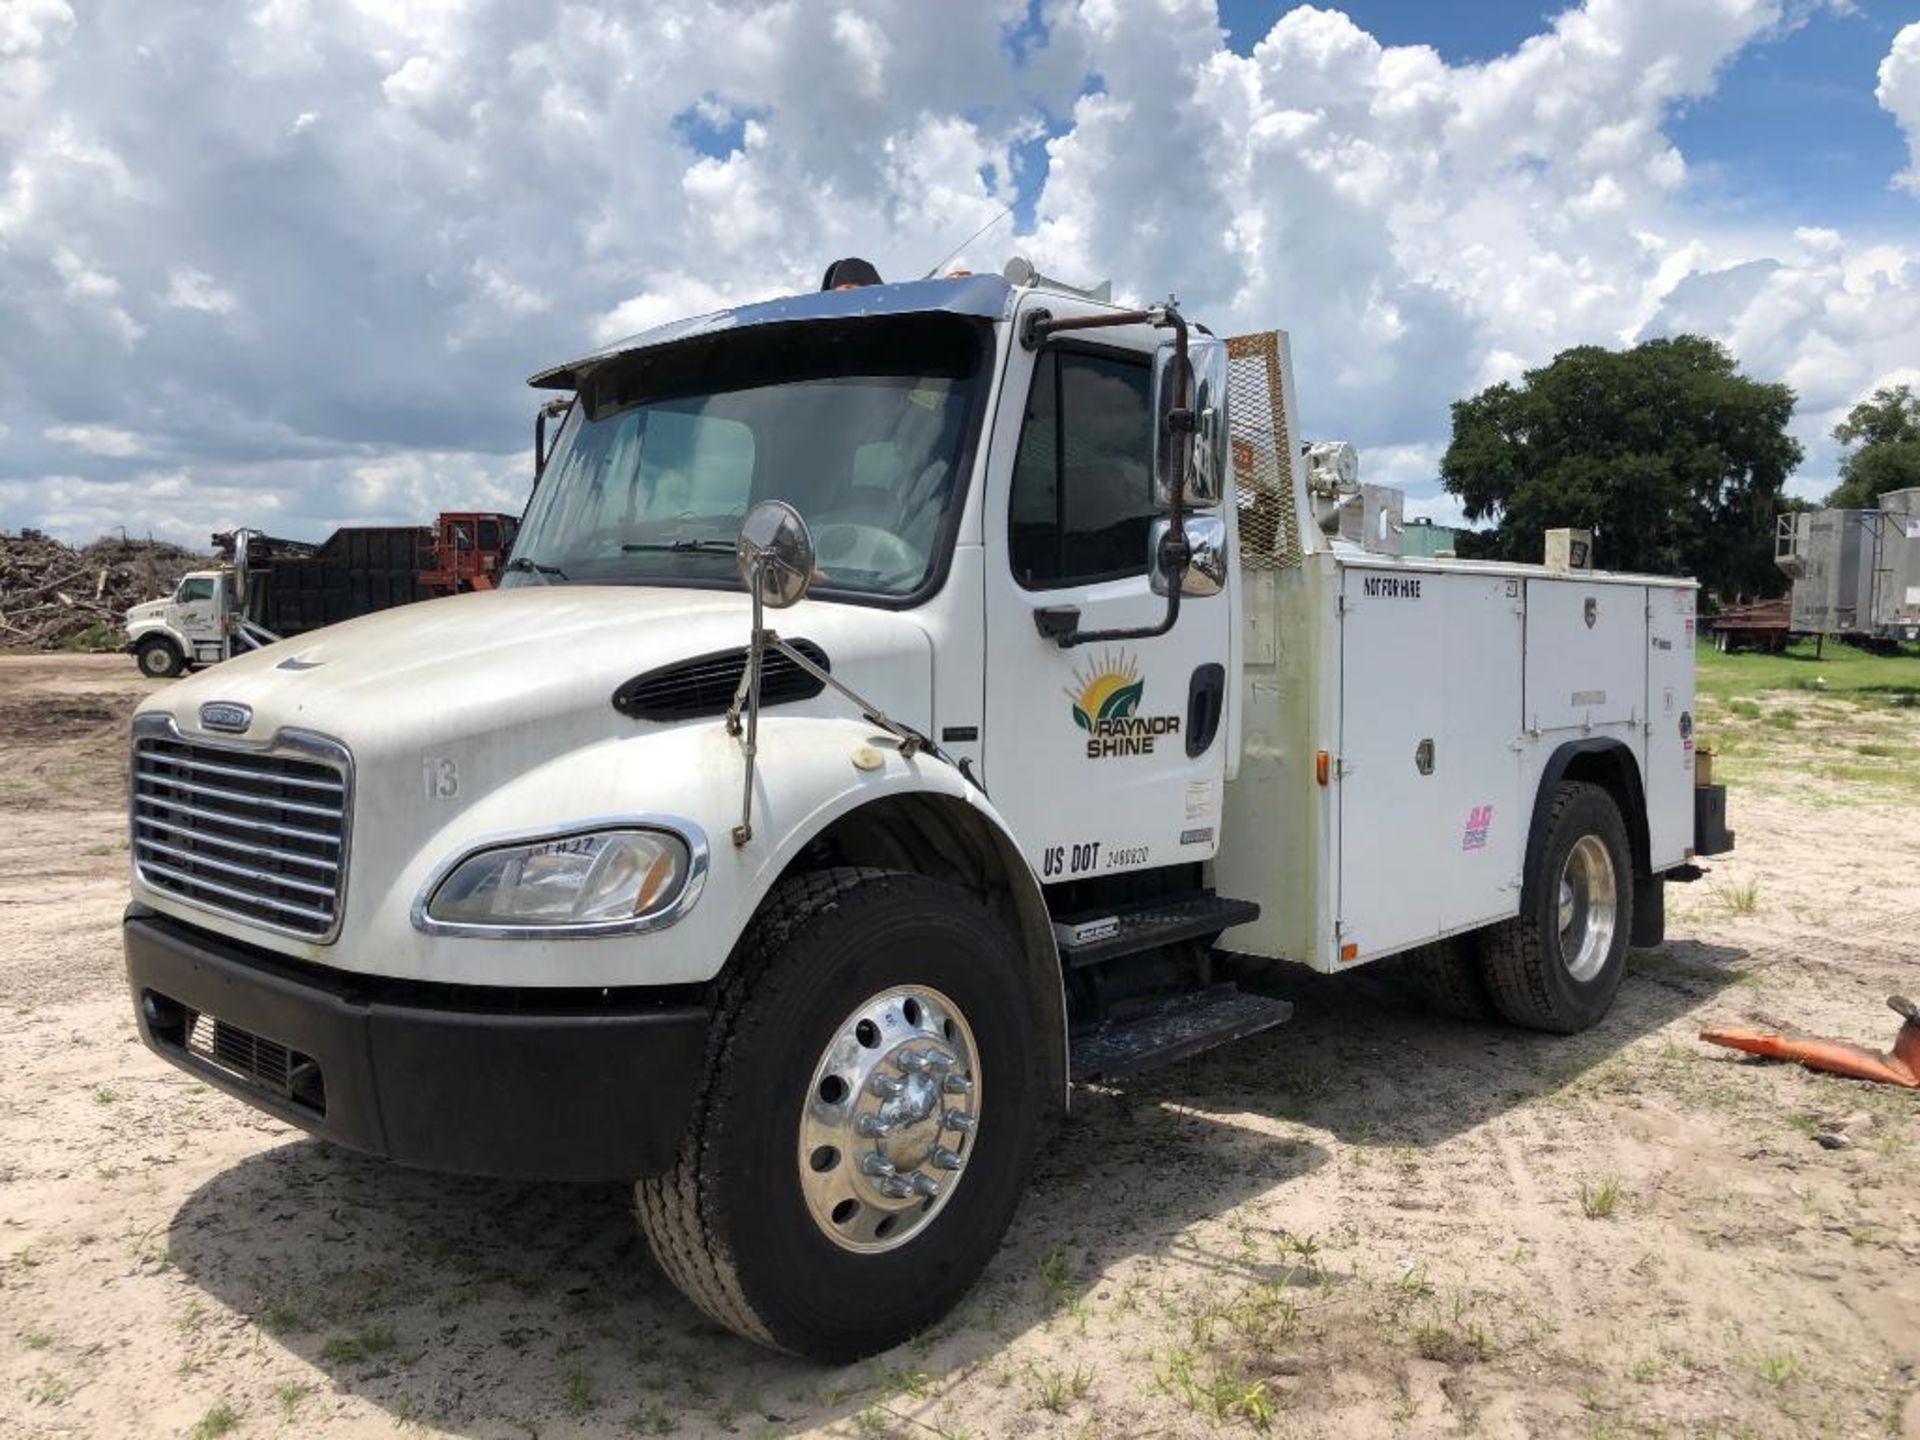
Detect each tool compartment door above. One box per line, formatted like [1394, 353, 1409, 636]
[1336, 568, 1525, 963]
[1643, 586, 1696, 868]
[1336, 566, 1446, 962]
[1524, 579, 1645, 733]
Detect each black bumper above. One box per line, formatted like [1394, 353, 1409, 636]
[124, 909, 710, 1182]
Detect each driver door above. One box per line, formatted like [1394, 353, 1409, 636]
[981, 331, 1232, 884]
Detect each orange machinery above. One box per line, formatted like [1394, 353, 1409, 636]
[418, 512, 519, 596]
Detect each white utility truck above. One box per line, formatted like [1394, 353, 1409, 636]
[124, 261, 1731, 1361]
[123, 569, 265, 676]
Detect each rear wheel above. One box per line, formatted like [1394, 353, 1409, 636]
[636, 868, 1046, 1361]
[135, 637, 185, 678]
[1481, 781, 1634, 1034]
[1401, 937, 1494, 1021]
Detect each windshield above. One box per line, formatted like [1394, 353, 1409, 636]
[508, 313, 987, 599]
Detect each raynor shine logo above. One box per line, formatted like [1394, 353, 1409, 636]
[1066, 649, 1180, 759]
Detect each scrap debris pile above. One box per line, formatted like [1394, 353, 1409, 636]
[0, 530, 208, 651]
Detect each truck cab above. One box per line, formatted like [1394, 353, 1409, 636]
[122, 262, 1730, 1362]
[125, 569, 236, 676]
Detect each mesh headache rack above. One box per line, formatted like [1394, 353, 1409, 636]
[130, 718, 351, 941]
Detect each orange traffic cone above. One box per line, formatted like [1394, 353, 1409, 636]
[1700, 996, 1919, 1088]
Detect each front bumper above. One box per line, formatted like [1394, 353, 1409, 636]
[124, 908, 710, 1182]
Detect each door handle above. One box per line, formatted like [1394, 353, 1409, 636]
[1186, 663, 1226, 757]
[1034, 606, 1081, 644]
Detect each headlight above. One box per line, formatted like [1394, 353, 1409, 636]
[418, 825, 702, 935]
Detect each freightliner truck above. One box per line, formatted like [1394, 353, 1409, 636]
[123, 260, 1732, 1360]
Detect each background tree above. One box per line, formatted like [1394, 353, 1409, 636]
[1440, 335, 1802, 598]
[1824, 385, 1920, 510]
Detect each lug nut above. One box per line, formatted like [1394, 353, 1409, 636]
[855, 1113, 893, 1138]
[868, 1073, 905, 1099]
[924, 1050, 954, 1073]
[876, 1176, 913, 1199]
[942, 1074, 973, 1095]
[943, 1109, 976, 1133]
[930, 1145, 964, 1171]
[897, 1049, 932, 1074]
[909, 1173, 941, 1198]
[860, 1153, 897, 1179]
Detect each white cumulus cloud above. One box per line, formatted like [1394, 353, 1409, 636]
[0, 0, 1915, 544]
[1881, 22, 1920, 193]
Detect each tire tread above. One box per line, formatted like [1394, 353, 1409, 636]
[635, 866, 889, 1352]
[1481, 780, 1629, 1034]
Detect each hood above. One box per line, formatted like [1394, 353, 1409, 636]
[127, 597, 167, 623]
[141, 585, 935, 755]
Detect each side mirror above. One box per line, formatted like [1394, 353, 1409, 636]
[736, 500, 815, 609]
[1152, 337, 1228, 510]
[1151, 513, 1227, 598]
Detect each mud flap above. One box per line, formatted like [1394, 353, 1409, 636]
[1631, 872, 1665, 948]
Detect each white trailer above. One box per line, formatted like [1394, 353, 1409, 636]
[122, 262, 1730, 1361]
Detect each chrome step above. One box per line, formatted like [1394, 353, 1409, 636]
[1069, 985, 1294, 1083]
[1053, 893, 1260, 969]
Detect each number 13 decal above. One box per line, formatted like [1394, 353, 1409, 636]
[423, 757, 459, 799]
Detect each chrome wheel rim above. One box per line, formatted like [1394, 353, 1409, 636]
[797, 985, 980, 1254]
[1557, 834, 1617, 983]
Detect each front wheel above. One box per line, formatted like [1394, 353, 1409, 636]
[1481, 781, 1634, 1034]
[135, 637, 185, 678]
[637, 868, 1046, 1360]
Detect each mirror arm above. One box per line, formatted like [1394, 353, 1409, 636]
[1027, 303, 1195, 648]
[533, 397, 573, 492]
[729, 558, 768, 846]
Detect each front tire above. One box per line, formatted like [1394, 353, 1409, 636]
[1481, 781, 1634, 1034]
[135, 637, 185, 678]
[636, 868, 1046, 1361]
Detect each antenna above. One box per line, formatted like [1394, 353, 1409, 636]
[921, 206, 1013, 280]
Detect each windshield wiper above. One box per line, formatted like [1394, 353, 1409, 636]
[503, 556, 568, 582]
[621, 538, 736, 554]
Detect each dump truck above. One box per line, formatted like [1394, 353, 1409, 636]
[124, 513, 517, 676]
[122, 260, 1732, 1361]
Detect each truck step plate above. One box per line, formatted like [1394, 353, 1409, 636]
[1069, 986, 1294, 1083]
[1055, 893, 1261, 969]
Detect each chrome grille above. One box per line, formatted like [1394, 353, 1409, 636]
[132, 724, 350, 940]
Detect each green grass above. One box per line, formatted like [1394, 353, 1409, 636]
[319, 1322, 396, 1366]
[1695, 637, 1920, 705]
[1579, 1177, 1622, 1219]
[189, 1402, 241, 1439]
[560, 1362, 597, 1417]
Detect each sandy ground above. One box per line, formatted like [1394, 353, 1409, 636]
[0, 652, 1915, 1440]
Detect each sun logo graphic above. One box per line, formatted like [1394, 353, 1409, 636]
[1065, 649, 1178, 758]
[1066, 649, 1144, 732]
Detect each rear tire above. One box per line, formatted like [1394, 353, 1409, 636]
[1401, 937, 1494, 1021]
[1481, 781, 1634, 1034]
[135, 638, 185, 678]
[636, 867, 1046, 1361]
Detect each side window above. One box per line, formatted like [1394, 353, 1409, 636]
[177, 577, 215, 603]
[1007, 349, 1156, 589]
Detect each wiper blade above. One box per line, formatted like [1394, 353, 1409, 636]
[621, 538, 736, 554]
[503, 556, 568, 582]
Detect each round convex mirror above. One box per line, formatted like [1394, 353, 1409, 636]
[736, 500, 816, 609]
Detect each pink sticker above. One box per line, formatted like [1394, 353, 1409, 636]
[1462, 804, 1493, 852]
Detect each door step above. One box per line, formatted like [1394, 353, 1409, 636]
[1052, 893, 1260, 969]
[1069, 985, 1294, 1083]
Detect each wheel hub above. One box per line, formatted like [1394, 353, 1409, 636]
[1556, 834, 1618, 983]
[798, 985, 980, 1253]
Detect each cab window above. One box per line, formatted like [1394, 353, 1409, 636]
[1008, 349, 1157, 590]
[176, 577, 215, 603]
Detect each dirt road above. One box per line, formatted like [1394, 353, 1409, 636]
[1, 654, 1915, 1439]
